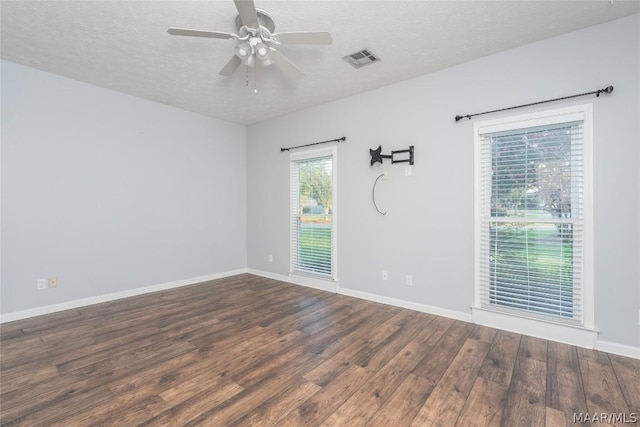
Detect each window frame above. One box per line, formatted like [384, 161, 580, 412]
[473, 104, 596, 346]
[289, 146, 338, 292]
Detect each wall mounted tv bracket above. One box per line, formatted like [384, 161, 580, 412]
[369, 145, 414, 166]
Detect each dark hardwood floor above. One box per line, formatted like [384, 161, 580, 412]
[1, 274, 638, 426]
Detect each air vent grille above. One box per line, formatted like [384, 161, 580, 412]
[343, 49, 381, 69]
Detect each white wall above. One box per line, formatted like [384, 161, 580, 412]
[1, 60, 247, 315]
[247, 15, 640, 350]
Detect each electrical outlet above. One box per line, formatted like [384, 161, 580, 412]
[405, 275, 413, 286]
[268, 254, 273, 263]
[37, 279, 47, 290]
[405, 165, 413, 177]
[382, 171, 388, 180]
[48, 277, 58, 288]
[382, 270, 389, 281]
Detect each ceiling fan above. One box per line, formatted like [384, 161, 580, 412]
[168, 0, 332, 80]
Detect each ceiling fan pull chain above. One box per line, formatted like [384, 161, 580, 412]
[254, 64, 258, 94]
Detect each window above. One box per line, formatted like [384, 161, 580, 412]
[290, 147, 337, 282]
[474, 105, 593, 329]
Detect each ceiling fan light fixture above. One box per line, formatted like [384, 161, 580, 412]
[254, 42, 273, 66]
[235, 42, 251, 59]
[254, 43, 271, 61]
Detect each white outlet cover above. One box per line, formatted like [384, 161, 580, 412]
[405, 165, 413, 176]
[37, 279, 47, 290]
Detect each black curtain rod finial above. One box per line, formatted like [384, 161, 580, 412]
[597, 85, 614, 97]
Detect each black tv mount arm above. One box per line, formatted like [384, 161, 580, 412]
[369, 145, 414, 166]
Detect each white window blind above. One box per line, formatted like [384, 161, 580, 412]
[477, 107, 590, 326]
[290, 148, 336, 279]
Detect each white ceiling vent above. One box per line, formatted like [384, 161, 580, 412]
[342, 49, 380, 69]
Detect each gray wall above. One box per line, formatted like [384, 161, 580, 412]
[247, 15, 640, 348]
[2, 15, 638, 350]
[1, 60, 247, 314]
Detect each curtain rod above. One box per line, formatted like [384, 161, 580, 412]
[455, 85, 613, 122]
[281, 136, 346, 152]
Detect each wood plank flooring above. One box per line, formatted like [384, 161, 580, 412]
[1, 273, 638, 426]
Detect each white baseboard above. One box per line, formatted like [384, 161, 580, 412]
[337, 287, 474, 323]
[247, 270, 472, 322]
[472, 306, 599, 350]
[248, 268, 339, 293]
[598, 340, 640, 359]
[0, 268, 248, 324]
[246, 268, 290, 283]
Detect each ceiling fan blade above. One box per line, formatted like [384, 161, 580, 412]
[273, 32, 333, 45]
[168, 28, 237, 40]
[269, 48, 304, 80]
[219, 55, 242, 76]
[233, 0, 259, 30]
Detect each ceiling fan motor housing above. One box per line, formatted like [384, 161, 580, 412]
[235, 8, 275, 37]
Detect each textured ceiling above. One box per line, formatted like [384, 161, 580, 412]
[2, 1, 638, 125]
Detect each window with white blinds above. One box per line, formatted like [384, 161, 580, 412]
[475, 105, 592, 326]
[290, 147, 336, 280]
